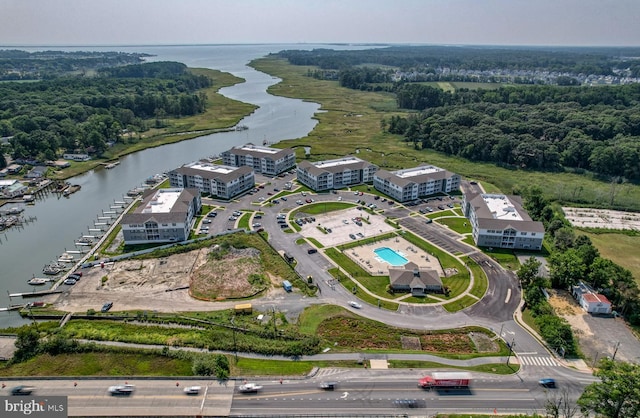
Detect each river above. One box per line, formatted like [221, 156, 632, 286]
[0, 43, 372, 326]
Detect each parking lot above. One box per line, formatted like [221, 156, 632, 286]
[295, 207, 397, 248]
[563, 207, 640, 230]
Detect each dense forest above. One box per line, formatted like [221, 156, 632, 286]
[276, 46, 640, 183]
[0, 56, 211, 163]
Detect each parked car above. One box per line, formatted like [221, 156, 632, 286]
[101, 301, 113, 313]
[109, 384, 136, 395]
[11, 385, 35, 395]
[281, 196, 287, 201]
[207, 212, 217, 218]
[183, 386, 202, 395]
[425, 219, 433, 224]
[348, 301, 362, 309]
[68, 273, 82, 281]
[63, 278, 77, 285]
[349, 234, 356, 240]
[307, 248, 318, 254]
[202, 219, 212, 224]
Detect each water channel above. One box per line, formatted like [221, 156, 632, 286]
[0, 44, 368, 326]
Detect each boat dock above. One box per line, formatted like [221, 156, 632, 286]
[104, 161, 120, 169]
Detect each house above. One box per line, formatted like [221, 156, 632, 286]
[25, 166, 47, 179]
[168, 161, 255, 200]
[388, 262, 443, 296]
[6, 164, 22, 174]
[221, 143, 295, 176]
[120, 188, 201, 245]
[462, 193, 545, 250]
[0, 179, 28, 198]
[373, 164, 460, 202]
[296, 156, 378, 192]
[572, 282, 612, 314]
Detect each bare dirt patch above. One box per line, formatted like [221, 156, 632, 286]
[190, 247, 267, 300]
[400, 335, 422, 350]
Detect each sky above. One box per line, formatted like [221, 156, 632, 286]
[1, 0, 639, 47]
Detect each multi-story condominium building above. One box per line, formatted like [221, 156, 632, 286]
[168, 161, 255, 199]
[462, 193, 545, 250]
[121, 188, 201, 245]
[296, 156, 378, 192]
[221, 143, 295, 176]
[373, 164, 460, 202]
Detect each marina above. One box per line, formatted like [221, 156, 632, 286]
[0, 44, 326, 326]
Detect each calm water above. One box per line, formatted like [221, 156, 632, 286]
[0, 44, 374, 325]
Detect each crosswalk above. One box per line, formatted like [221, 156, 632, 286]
[518, 356, 560, 367]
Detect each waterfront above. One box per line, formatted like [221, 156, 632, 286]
[0, 44, 371, 326]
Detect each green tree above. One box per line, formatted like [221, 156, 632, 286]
[517, 256, 542, 288]
[578, 359, 640, 418]
[549, 249, 585, 289]
[213, 354, 230, 380]
[11, 327, 41, 364]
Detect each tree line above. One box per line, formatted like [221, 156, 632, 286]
[0, 61, 211, 162]
[278, 45, 640, 78]
[384, 83, 640, 182]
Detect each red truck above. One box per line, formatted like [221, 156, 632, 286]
[418, 372, 472, 389]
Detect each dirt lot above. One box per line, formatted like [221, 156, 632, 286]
[50, 246, 279, 314]
[563, 207, 640, 231]
[548, 290, 640, 364]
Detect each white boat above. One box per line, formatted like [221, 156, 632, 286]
[59, 252, 74, 261]
[42, 265, 62, 275]
[27, 277, 48, 286]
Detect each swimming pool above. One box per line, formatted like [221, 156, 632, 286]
[374, 247, 408, 266]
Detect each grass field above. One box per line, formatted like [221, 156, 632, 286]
[581, 231, 640, 285]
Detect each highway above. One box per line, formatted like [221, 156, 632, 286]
[3, 370, 596, 417]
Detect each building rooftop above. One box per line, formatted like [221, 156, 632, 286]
[395, 165, 444, 178]
[482, 194, 524, 221]
[186, 161, 235, 174]
[237, 144, 279, 155]
[140, 189, 183, 214]
[314, 156, 364, 169]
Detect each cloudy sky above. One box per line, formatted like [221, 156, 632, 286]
[1, 0, 639, 47]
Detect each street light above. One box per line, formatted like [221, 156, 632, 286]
[506, 338, 516, 366]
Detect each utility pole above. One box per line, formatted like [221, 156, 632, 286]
[230, 317, 237, 363]
[612, 341, 621, 361]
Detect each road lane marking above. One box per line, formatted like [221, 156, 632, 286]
[505, 288, 511, 303]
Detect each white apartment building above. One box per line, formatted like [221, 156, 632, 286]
[296, 156, 378, 192]
[373, 165, 460, 202]
[121, 188, 201, 245]
[168, 161, 254, 199]
[462, 193, 545, 250]
[221, 143, 295, 176]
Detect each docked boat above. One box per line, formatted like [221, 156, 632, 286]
[63, 184, 81, 197]
[43, 261, 67, 275]
[57, 253, 75, 263]
[27, 277, 49, 286]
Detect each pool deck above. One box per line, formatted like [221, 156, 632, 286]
[346, 236, 444, 277]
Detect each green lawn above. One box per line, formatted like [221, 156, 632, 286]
[436, 217, 472, 234]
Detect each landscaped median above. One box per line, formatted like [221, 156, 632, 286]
[0, 305, 516, 378]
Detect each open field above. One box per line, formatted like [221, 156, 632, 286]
[580, 232, 640, 285]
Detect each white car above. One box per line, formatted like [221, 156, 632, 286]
[238, 383, 263, 393]
[108, 384, 135, 395]
[348, 301, 362, 309]
[183, 386, 202, 395]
